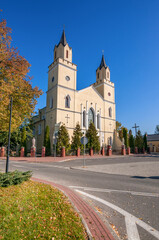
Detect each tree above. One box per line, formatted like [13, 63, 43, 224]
[135, 130, 143, 153]
[0, 18, 42, 132]
[44, 126, 51, 156]
[71, 122, 83, 151]
[143, 133, 147, 151]
[116, 121, 128, 141]
[86, 122, 100, 151]
[56, 124, 70, 154]
[129, 132, 135, 153]
[155, 125, 159, 134]
[123, 128, 129, 148]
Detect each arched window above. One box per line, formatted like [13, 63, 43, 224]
[65, 95, 71, 108]
[50, 97, 53, 109]
[109, 107, 112, 118]
[66, 50, 68, 58]
[97, 113, 100, 129]
[88, 108, 94, 126]
[54, 51, 56, 59]
[83, 110, 86, 127]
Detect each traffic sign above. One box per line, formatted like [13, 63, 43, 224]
[80, 136, 88, 145]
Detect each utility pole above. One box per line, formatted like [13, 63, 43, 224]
[6, 97, 13, 173]
[132, 123, 139, 137]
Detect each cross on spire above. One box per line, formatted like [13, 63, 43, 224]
[102, 50, 104, 55]
[132, 123, 139, 136]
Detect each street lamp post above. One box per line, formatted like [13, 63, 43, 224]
[6, 97, 13, 173]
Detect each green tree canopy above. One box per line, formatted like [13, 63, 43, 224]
[44, 126, 51, 156]
[129, 131, 135, 153]
[86, 122, 100, 151]
[143, 133, 147, 150]
[56, 124, 70, 154]
[155, 125, 159, 134]
[135, 130, 143, 152]
[123, 128, 129, 148]
[71, 123, 83, 151]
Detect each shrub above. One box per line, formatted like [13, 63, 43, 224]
[0, 170, 32, 187]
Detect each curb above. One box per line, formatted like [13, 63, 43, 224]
[31, 177, 115, 240]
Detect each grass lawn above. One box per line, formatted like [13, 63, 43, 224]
[0, 180, 87, 239]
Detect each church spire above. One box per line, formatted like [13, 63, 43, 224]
[99, 54, 107, 70]
[59, 30, 67, 46]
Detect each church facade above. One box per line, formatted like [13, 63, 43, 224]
[33, 30, 116, 152]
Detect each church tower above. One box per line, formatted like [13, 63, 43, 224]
[92, 54, 115, 103]
[46, 30, 77, 140]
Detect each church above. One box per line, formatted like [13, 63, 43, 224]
[33, 30, 116, 153]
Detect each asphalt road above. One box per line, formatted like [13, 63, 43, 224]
[0, 155, 159, 240]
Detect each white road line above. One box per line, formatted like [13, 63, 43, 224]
[69, 186, 159, 197]
[125, 216, 140, 240]
[76, 190, 159, 240]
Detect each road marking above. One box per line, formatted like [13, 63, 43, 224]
[69, 186, 159, 197]
[125, 216, 140, 240]
[76, 190, 159, 240]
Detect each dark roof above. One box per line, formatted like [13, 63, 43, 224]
[147, 134, 159, 141]
[99, 55, 107, 70]
[58, 30, 67, 46]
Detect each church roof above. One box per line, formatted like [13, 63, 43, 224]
[98, 54, 107, 70]
[58, 30, 67, 46]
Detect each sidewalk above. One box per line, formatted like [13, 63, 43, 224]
[32, 177, 116, 240]
[0, 154, 130, 163]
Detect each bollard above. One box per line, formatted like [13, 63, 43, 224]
[107, 145, 112, 156]
[121, 145, 126, 155]
[127, 147, 130, 155]
[77, 148, 80, 157]
[89, 148, 93, 156]
[0, 147, 5, 157]
[61, 147, 65, 157]
[102, 147, 105, 156]
[42, 146, 45, 157]
[20, 147, 24, 157]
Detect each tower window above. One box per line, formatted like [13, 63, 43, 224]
[107, 72, 109, 78]
[54, 51, 56, 59]
[66, 50, 68, 58]
[65, 95, 71, 108]
[109, 107, 112, 118]
[52, 76, 54, 82]
[50, 98, 53, 109]
[98, 72, 99, 79]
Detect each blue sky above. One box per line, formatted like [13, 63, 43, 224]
[1, 0, 159, 135]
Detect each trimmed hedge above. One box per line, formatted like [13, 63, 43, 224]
[0, 170, 32, 187]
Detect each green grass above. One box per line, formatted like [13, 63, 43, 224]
[0, 181, 87, 240]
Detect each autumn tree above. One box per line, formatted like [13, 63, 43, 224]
[44, 126, 51, 156]
[71, 122, 83, 151]
[0, 18, 42, 132]
[56, 124, 70, 155]
[116, 121, 128, 141]
[86, 122, 100, 152]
